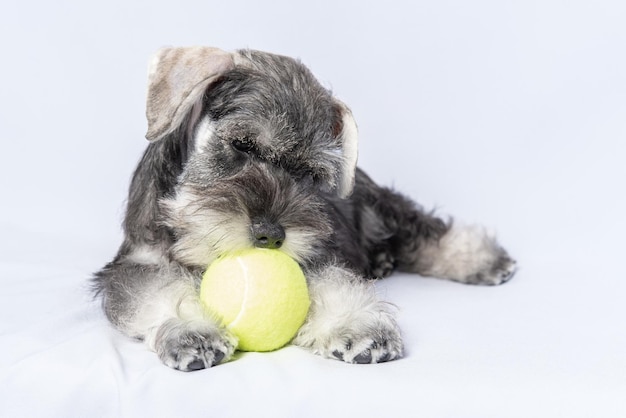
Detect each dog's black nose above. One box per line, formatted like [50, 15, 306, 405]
[251, 221, 285, 249]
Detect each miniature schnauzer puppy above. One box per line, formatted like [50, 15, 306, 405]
[93, 47, 517, 371]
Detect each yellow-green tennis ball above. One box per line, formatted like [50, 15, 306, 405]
[200, 249, 310, 352]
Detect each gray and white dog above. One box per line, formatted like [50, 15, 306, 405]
[93, 47, 516, 371]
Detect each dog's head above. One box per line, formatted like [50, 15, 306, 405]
[145, 47, 359, 267]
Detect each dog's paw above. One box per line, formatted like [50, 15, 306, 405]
[465, 248, 517, 286]
[328, 325, 404, 364]
[371, 251, 396, 278]
[154, 319, 237, 371]
[293, 265, 404, 364]
[416, 225, 518, 286]
[300, 311, 404, 364]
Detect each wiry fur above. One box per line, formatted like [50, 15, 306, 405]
[93, 48, 516, 371]
[293, 265, 403, 364]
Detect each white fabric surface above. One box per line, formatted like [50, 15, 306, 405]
[1, 0, 625, 416]
[1, 229, 624, 417]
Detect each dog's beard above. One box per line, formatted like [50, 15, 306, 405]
[161, 163, 333, 268]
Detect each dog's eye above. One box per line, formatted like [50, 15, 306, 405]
[231, 139, 254, 153]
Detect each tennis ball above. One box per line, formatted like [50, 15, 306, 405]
[200, 249, 310, 352]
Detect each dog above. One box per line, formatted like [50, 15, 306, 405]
[93, 47, 517, 371]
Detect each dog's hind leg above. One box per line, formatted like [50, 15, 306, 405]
[403, 223, 518, 285]
[352, 169, 517, 285]
[93, 256, 237, 371]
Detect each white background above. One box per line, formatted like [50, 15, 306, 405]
[1, 1, 625, 417]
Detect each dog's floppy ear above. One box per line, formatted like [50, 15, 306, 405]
[145, 47, 234, 142]
[333, 100, 359, 198]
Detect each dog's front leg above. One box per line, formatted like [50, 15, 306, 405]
[96, 260, 237, 371]
[292, 265, 403, 364]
